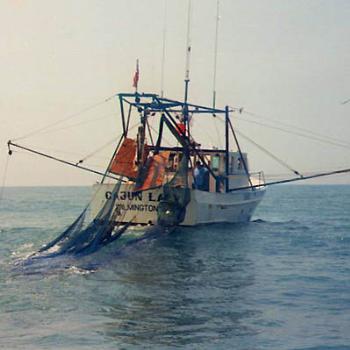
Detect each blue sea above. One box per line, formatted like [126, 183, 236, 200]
[0, 185, 349, 350]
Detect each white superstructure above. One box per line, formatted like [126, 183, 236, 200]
[91, 151, 265, 226]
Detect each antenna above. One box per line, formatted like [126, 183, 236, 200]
[160, 0, 167, 98]
[182, 0, 193, 140]
[184, 0, 192, 104]
[212, 0, 220, 110]
[132, 59, 140, 92]
[212, 0, 221, 146]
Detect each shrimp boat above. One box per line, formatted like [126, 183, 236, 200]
[7, 90, 267, 257]
[89, 92, 266, 227]
[7, 86, 268, 256]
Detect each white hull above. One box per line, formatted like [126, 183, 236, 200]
[90, 183, 265, 226]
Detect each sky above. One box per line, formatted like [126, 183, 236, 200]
[0, 0, 349, 186]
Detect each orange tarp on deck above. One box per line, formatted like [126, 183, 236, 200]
[138, 151, 170, 191]
[109, 138, 138, 179]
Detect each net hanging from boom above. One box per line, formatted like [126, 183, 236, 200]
[157, 153, 191, 227]
[35, 178, 130, 258]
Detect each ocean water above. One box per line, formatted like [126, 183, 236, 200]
[0, 185, 349, 350]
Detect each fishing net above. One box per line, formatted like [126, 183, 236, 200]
[36, 178, 130, 257]
[157, 154, 191, 226]
[34, 133, 191, 257]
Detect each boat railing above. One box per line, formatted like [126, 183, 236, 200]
[250, 171, 265, 187]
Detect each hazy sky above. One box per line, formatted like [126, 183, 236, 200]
[0, 0, 349, 186]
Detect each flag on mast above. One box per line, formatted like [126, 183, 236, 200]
[133, 59, 139, 89]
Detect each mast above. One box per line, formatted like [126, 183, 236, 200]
[133, 59, 140, 93]
[160, 0, 167, 98]
[211, 0, 221, 145]
[225, 106, 229, 192]
[184, 0, 192, 138]
[212, 0, 220, 110]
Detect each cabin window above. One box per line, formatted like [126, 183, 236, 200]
[230, 156, 235, 174]
[211, 155, 220, 171]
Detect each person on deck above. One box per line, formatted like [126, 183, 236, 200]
[202, 164, 210, 191]
[193, 161, 206, 190]
[175, 115, 186, 136]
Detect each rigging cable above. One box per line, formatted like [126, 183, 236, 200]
[75, 137, 118, 166]
[240, 110, 350, 149]
[244, 109, 350, 146]
[146, 120, 155, 146]
[215, 114, 303, 177]
[13, 94, 117, 142]
[236, 115, 350, 150]
[148, 124, 174, 147]
[32, 112, 117, 137]
[76, 122, 140, 166]
[216, 112, 350, 182]
[7, 141, 125, 183]
[235, 129, 302, 177]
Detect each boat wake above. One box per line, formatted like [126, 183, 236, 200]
[253, 218, 305, 225]
[252, 218, 267, 224]
[251, 218, 313, 234]
[11, 225, 173, 276]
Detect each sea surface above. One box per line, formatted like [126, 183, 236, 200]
[0, 185, 349, 350]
